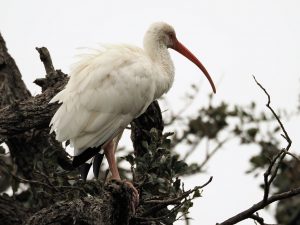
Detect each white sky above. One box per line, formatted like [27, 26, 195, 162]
[1, 0, 300, 224]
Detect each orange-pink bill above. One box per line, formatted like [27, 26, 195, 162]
[172, 40, 216, 94]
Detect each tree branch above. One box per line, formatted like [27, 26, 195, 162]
[217, 187, 300, 225]
[253, 76, 292, 202]
[26, 181, 135, 225]
[0, 33, 31, 107]
[0, 53, 68, 139]
[139, 176, 213, 218]
[0, 194, 28, 225]
[249, 213, 278, 225]
[35, 47, 55, 74]
[216, 77, 297, 225]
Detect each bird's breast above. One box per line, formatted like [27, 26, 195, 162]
[152, 62, 175, 100]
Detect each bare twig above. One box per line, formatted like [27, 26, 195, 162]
[249, 214, 265, 225]
[217, 77, 298, 225]
[10, 171, 57, 191]
[198, 137, 231, 171]
[182, 138, 203, 161]
[140, 176, 212, 217]
[136, 177, 213, 223]
[253, 76, 291, 145]
[282, 149, 300, 161]
[263, 150, 283, 202]
[135, 202, 185, 222]
[253, 76, 292, 202]
[249, 213, 279, 225]
[218, 187, 300, 225]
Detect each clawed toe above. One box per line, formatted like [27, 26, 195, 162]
[111, 179, 139, 214]
[124, 180, 139, 206]
[123, 180, 139, 214]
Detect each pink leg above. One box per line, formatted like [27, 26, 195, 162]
[103, 135, 139, 212]
[103, 140, 120, 180]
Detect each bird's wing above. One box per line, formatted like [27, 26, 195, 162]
[50, 45, 156, 155]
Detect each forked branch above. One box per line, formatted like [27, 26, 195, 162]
[217, 76, 298, 225]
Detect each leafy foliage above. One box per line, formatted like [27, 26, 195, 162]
[1, 83, 299, 224]
[122, 128, 204, 224]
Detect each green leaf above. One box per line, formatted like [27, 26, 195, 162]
[247, 127, 258, 139]
[141, 141, 149, 149]
[193, 189, 201, 198]
[122, 154, 135, 166]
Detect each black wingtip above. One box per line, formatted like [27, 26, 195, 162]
[72, 147, 101, 168]
[93, 153, 105, 179]
[57, 156, 75, 171]
[79, 163, 92, 181]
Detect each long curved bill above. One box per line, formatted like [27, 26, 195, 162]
[172, 40, 216, 94]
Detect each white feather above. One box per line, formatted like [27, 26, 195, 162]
[50, 44, 158, 153]
[49, 23, 184, 160]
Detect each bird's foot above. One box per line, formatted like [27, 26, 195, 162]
[123, 180, 139, 213]
[111, 179, 139, 214]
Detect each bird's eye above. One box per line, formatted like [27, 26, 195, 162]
[168, 32, 174, 39]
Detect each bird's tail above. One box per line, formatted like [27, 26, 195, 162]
[57, 146, 105, 181]
[57, 146, 103, 170]
[72, 146, 103, 168]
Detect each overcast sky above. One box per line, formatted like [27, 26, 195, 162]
[1, 1, 300, 224]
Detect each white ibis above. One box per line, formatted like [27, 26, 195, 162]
[50, 22, 216, 201]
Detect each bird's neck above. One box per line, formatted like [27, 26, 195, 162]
[144, 41, 175, 98]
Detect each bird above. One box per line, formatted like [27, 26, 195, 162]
[49, 22, 216, 205]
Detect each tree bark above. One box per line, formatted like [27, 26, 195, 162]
[0, 33, 137, 225]
[26, 182, 134, 225]
[0, 33, 164, 225]
[0, 194, 28, 225]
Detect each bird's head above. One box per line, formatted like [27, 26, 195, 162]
[144, 22, 216, 94]
[145, 22, 177, 48]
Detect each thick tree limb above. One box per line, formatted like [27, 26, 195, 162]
[0, 32, 183, 225]
[0, 194, 28, 225]
[0, 33, 31, 107]
[0, 70, 67, 138]
[0, 33, 136, 225]
[131, 100, 164, 157]
[0, 37, 68, 140]
[0, 34, 69, 184]
[0, 51, 68, 138]
[26, 181, 134, 225]
[0, 32, 42, 184]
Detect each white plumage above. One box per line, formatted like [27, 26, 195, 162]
[50, 22, 216, 183]
[50, 44, 168, 155]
